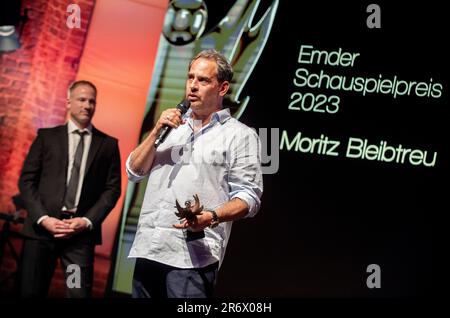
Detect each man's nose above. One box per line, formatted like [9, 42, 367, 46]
[189, 79, 198, 91]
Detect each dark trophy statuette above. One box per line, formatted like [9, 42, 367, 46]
[175, 194, 205, 241]
[175, 194, 204, 222]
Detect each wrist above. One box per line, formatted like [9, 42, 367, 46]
[82, 217, 93, 230]
[38, 215, 49, 226]
[151, 122, 165, 138]
[204, 209, 220, 228]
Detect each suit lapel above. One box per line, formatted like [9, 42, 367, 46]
[85, 126, 103, 175]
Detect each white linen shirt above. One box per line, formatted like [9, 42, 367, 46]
[126, 108, 263, 268]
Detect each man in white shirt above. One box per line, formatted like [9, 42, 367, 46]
[127, 50, 263, 298]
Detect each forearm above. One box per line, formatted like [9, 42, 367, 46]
[85, 145, 122, 227]
[215, 198, 249, 223]
[19, 182, 48, 223]
[18, 131, 47, 222]
[129, 130, 158, 176]
[84, 185, 121, 227]
[130, 108, 184, 175]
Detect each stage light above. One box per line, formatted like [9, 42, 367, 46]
[0, 0, 24, 53]
[0, 25, 20, 52]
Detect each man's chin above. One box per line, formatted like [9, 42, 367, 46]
[73, 117, 92, 127]
[189, 102, 201, 111]
[81, 114, 93, 120]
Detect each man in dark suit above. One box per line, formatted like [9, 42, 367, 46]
[18, 80, 121, 297]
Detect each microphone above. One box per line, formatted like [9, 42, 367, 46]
[154, 99, 191, 148]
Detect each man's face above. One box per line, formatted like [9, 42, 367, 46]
[186, 58, 229, 117]
[67, 84, 96, 128]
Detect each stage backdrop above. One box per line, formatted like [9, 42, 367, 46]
[0, 0, 445, 297]
[111, 0, 446, 297]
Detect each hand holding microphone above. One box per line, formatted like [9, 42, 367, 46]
[154, 99, 191, 148]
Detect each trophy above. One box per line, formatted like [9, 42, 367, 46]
[175, 194, 205, 241]
[175, 194, 204, 222]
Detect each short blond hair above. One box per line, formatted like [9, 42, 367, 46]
[67, 80, 97, 98]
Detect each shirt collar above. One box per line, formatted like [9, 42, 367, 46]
[67, 119, 93, 135]
[213, 108, 231, 125]
[186, 108, 231, 126]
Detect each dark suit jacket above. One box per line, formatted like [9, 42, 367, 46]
[18, 124, 121, 245]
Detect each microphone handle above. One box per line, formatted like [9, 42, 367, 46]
[154, 124, 171, 148]
[154, 100, 190, 148]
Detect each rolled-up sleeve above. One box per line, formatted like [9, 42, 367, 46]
[126, 152, 147, 183]
[228, 128, 263, 218]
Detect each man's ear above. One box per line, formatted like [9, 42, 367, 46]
[66, 99, 72, 121]
[219, 81, 230, 97]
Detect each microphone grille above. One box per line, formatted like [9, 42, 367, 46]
[177, 99, 191, 114]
